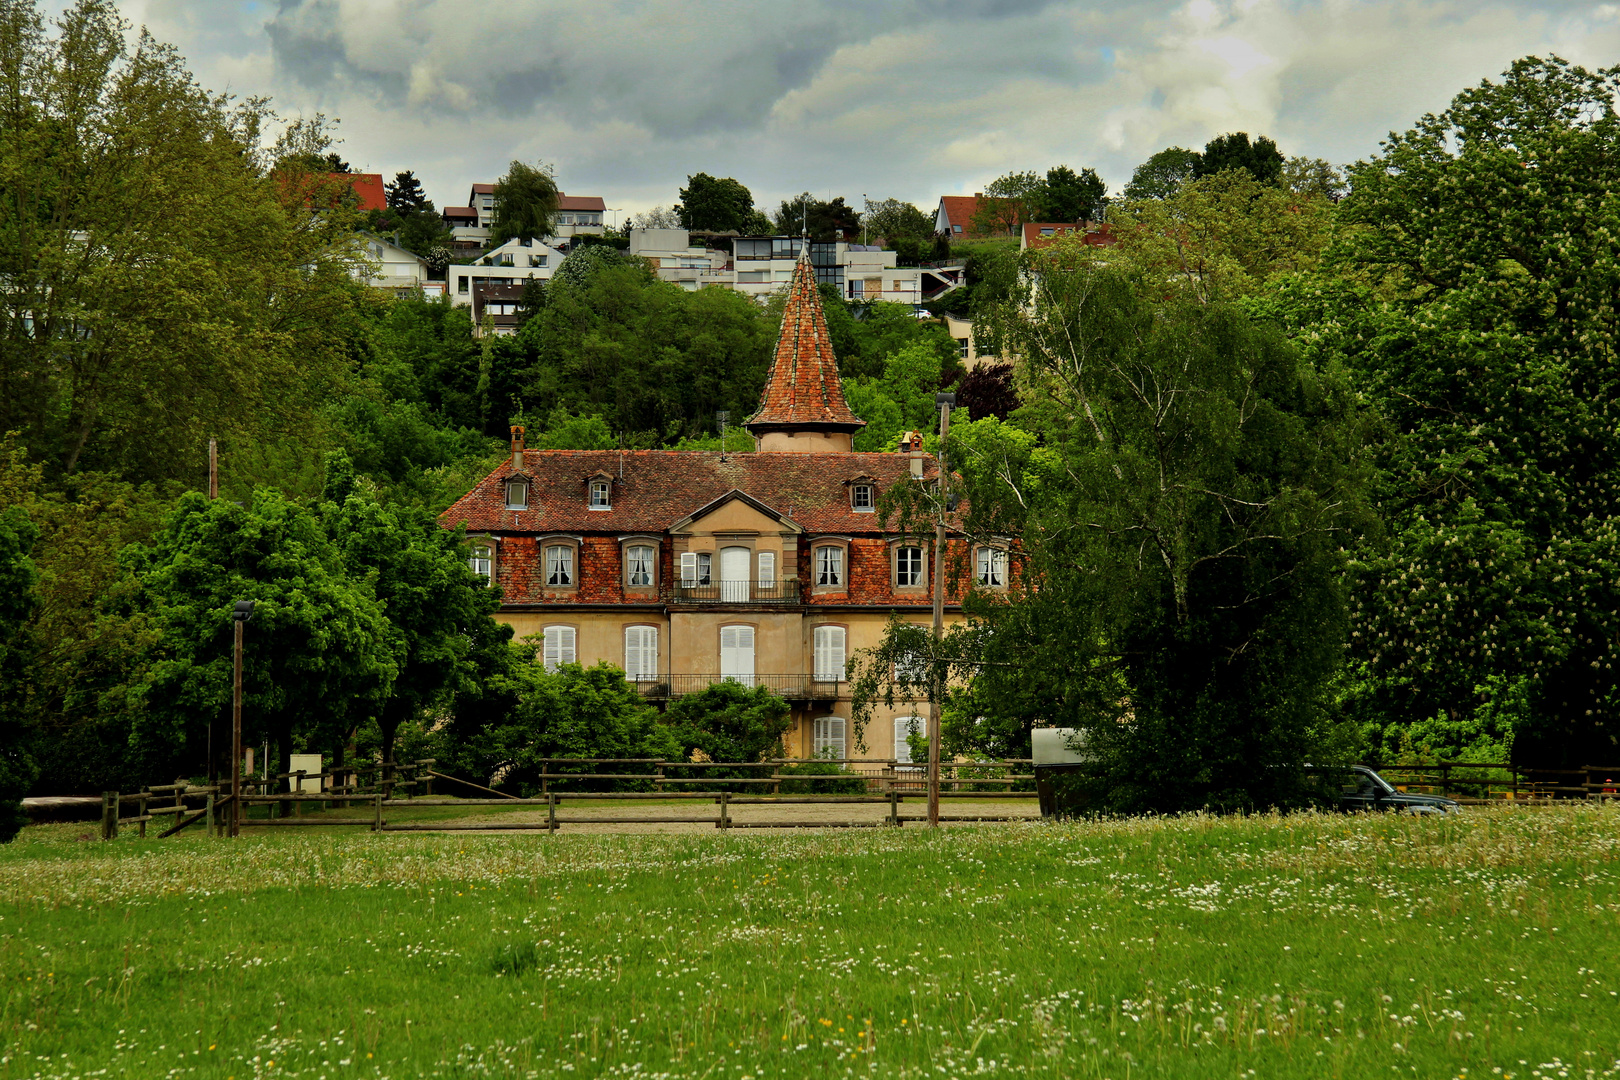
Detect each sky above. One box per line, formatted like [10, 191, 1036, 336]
[88, 0, 1620, 220]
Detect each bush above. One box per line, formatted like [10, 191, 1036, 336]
[777, 760, 867, 795]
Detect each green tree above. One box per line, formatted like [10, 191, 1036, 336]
[843, 340, 945, 451]
[663, 682, 792, 763]
[868, 266, 1371, 812]
[0, 1, 366, 483]
[489, 160, 560, 245]
[1037, 165, 1108, 222]
[1122, 146, 1201, 200]
[0, 505, 39, 841]
[773, 194, 861, 241]
[1194, 132, 1285, 184]
[385, 170, 428, 212]
[675, 174, 758, 233]
[125, 490, 399, 782]
[1106, 168, 1339, 302]
[1282, 156, 1346, 200]
[467, 657, 678, 793]
[1280, 55, 1620, 766]
[323, 454, 506, 771]
[863, 198, 933, 243]
[970, 170, 1044, 236]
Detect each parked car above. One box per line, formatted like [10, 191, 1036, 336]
[1305, 765, 1461, 814]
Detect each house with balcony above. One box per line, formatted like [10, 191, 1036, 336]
[441, 249, 995, 761]
[446, 185, 606, 248]
[447, 236, 561, 317]
[629, 228, 733, 290]
[730, 235, 926, 306]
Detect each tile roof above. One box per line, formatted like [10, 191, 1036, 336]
[556, 193, 606, 212]
[1022, 221, 1117, 250]
[937, 195, 985, 232]
[746, 249, 865, 432]
[340, 173, 388, 212]
[471, 183, 495, 196]
[441, 450, 934, 535]
[443, 206, 477, 218]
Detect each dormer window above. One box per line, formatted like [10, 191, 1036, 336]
[504, 478, 529, 510]
[589, 479, 611, 509]
[851, 483, 875, 511]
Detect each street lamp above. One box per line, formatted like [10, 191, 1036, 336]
[229, 599, 254, 838]
[928, 392, 956, 828]
[862, 193, 868, 247]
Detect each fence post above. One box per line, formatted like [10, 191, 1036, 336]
[655, 761, 665, 793]
[541, 759, 550, 797]
[101, 791, 118, 841]
[889, 786, 900, 827]
[373, 792, 382, 833]
[205, 792, 216, 837]
[548, 792, 557, 834]
[719, 790, 730, 832]
[137, 790, 148, 839]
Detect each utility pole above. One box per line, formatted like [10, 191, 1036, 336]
[862, 193, 868, 247]
[928, 392, 955, 828]
[229, 600, 254, 837]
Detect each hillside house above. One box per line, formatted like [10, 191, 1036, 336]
[441, 249, 989, 761]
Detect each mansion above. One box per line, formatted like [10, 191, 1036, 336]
[441, 251, 993, 761]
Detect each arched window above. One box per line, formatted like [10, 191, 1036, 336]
[541, 626, 576, 672]
[813, 715, 846, 760]
[623, 626, 658, 681]
[813, 625, 847, 682]
[894, 714, 925, 764]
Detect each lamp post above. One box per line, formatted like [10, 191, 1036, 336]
[229, 600, 254, 838]
[862, 193, 868, 247]
[928, 392, 955, 828]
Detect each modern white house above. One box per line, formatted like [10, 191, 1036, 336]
[629, 228, 732, 290]
[446, 235, 562, 302]
[443, 185, 607, 247]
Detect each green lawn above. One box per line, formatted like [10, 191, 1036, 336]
[2, 806, 1617, 1079]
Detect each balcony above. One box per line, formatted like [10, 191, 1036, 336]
[629, 674, 844, 700]
[668, 580, 799, 605]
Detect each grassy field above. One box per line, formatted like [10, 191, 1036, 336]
[1, 806, 1617, 1080]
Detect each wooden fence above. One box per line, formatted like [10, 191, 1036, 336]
[97, 758, 1038, 837]
[1372, 761, 1620, 803]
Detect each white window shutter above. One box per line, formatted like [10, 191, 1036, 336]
[814, 716, 846, 759]
[544, 626, 575, 671]
[814, 626, 846, 681]
[894, 715, 923, 763]
[757, 551, 776, 587]
[624, 626, 656, 680]
[560, 627, 576, 665]
[681, 551, 698, 585]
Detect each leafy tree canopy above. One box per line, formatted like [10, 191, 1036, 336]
[489, 160, 559, 245]
[863, 198, 933, 243]
[773, 194, 861, 241]
[1123, 146, 1201, 200]
[0, 506, 39, 842]
[1194, 132, 1285, 184]
[675, 174, 759, 234]
[385, 170, 428, 212]
[1037, 165, 1109, 223]
[1267, 55, 1620, 766]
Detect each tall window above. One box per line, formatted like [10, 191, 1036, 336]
[813, 626, 846, 682]
[504, 479, 528, 510]
[756, 551, 776, 588]
[546, 544, 574, 587]
[627, 544, 655, 587]
[816, 546, 843, 587]
[589, 480, 611, 508]
[894, 715, 925, 764]
[813, 716, 846, 760]
[469, 544, 492, 583]
[896, 545, 923, 587]
[531, 254, 547, 267]
[851, 484, 874, 511]
[542, 626, 576, 672]
[976, 547, 1007, 588]
[680, 551, 712, 585]
[720, 625, 755, 686]
[624, 626, 658, 681]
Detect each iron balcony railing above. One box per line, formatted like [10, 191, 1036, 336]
[627, 673, 844, 700]
[668, 580, 800, 604]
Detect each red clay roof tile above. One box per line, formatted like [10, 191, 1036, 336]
[746, 251, 864, 432]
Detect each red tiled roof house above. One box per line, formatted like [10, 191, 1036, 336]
[441, 251, 996, 762]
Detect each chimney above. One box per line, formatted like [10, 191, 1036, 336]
[510, 425, 526, 471]
[974, 192, 983, 198]
[902, 430, 926, 479]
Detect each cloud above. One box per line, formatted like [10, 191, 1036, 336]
[104, 0, 1620, 218]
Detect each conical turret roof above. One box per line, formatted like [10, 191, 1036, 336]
[746, 246, 865, 434]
